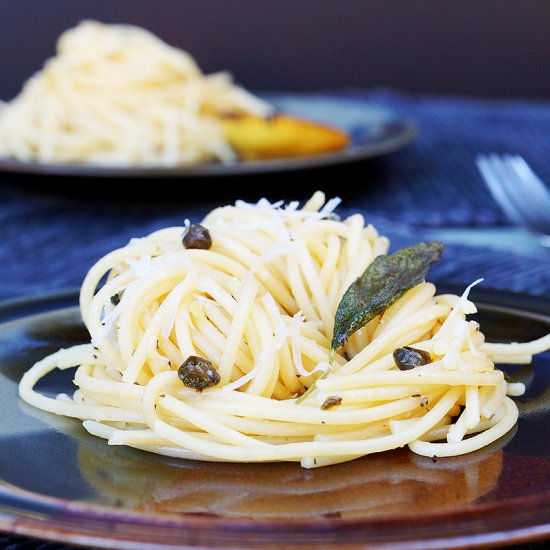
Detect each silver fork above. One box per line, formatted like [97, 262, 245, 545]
[476, 154, 550, 247]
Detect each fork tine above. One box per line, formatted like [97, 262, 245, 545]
[508, 156, 550, 209]
[476, 155, 525, 226]
[477, 153, 550, 244]
[497, 156, 550, 234]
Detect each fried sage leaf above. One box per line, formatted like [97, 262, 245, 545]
[331, 241, 444, 353]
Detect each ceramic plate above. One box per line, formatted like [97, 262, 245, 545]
[0, 95, 415, 178]
[0, 285, 549, 549]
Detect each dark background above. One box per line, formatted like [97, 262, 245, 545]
[0, 0, 548, 101]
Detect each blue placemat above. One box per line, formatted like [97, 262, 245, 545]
[0, 187, 548, 300]
[331, 88, 550, 228]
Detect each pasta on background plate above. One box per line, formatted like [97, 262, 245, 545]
[19, 192, 550, 468]
[0, 21, 348, 167]
[0, 21, 267, 166]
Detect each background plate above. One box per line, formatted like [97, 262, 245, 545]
[0, 94, 415, 178]
[0, 285, 549, 549]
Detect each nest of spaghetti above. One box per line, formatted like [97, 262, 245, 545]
[0, 21, 348, 166]
[19, 192, 550, 468]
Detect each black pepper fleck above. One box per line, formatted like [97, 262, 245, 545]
[321, 395, 342, 410]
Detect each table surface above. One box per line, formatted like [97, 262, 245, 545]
[0, 89, 549, 550]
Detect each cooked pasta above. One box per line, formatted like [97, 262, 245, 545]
[0, 20, 270, 166]
[18, 192, 550, 468]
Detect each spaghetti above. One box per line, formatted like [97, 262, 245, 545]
[0, 21, 270, 166]
[18, 192, 550, 468]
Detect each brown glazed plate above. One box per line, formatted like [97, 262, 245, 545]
[0, 94, 416, 178]
[0, 284, 549, 549]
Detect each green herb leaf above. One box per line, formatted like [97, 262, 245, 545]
[294, 368, 329, 405]
[331, 241, 444, 353]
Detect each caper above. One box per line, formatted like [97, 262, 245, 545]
[178, 355, 220, 391]
[182, 223, 212, 250]
[393, 346, 432, 370]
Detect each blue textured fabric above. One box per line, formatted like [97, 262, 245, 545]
[335, 89, 550, 228]
[0, 89, 549, 549]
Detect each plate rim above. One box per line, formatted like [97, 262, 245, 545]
[0, 96, 417, 178]
[0, 285, 549, 549]
[1, 479, 550, 550]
